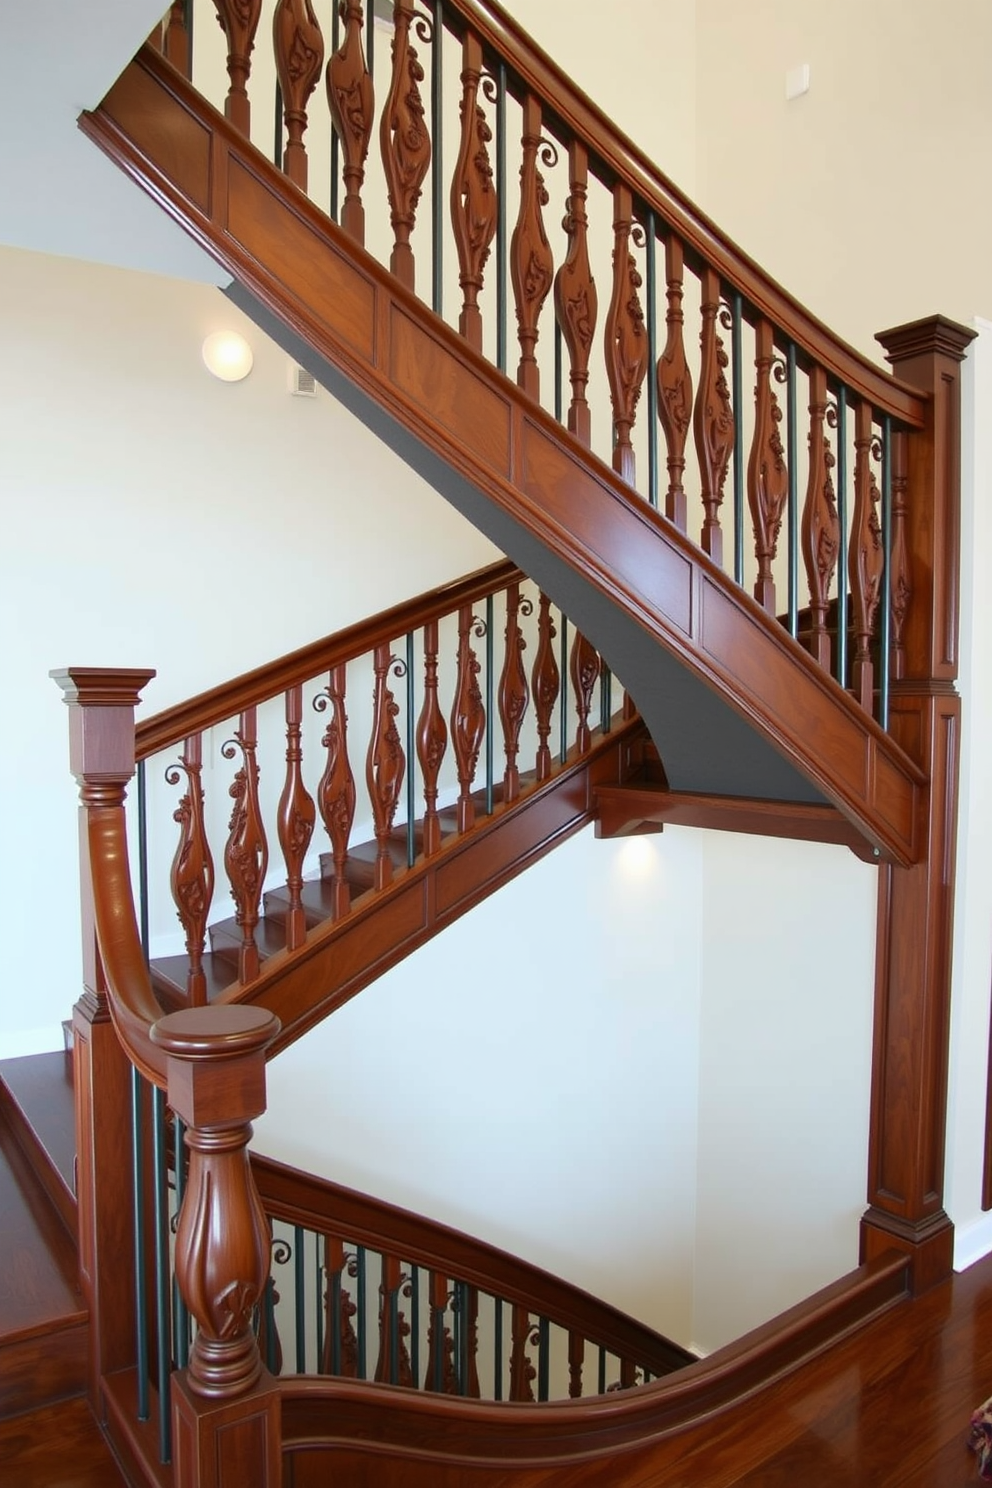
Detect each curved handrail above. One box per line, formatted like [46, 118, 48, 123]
[252, 1152, 695, 1377]
[443, 0, 924, 426]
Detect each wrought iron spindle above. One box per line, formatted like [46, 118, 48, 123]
[644, 214, 659, 510]
[326, 0, 374, 244]
[295, 1223, 306, 1372]
[537, 1315, 550, 1402]
[222, 706, 268, 984]
[511, 96, 555, 400]
[166, 732, 214, 1006]
[278, 684, 316, 951]
[880, 415, 893, 730]
[835, 386, 850, 688]
[554, 139, 597, 448]
[375, 1253, 413, 1386]
[657, 234, 692, 530]
[322, 1235, 358, 1376]
[450, 30, 497, 353]
[316, 663, 356, 919]
[431, 0, 444, 314]
[426, 1270, 454, 1392]
[731, 293, 745, 584]
[132, 1068, 150, 1423]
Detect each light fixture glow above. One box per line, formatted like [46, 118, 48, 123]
[201, 330, 254, 382]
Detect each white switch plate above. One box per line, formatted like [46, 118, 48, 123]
[786, 63, 810, 100]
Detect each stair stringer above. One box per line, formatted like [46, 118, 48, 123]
[81, 48, 926, 867]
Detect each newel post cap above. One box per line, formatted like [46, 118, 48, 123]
[151, 1005, 281, 1129]
[51, 667, 156, 783]
[876, 315, 977, 366]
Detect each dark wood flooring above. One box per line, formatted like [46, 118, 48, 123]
[0, 1397, 129, 1487]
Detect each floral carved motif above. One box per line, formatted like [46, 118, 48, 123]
[570, 632, 600, 754]
[222, 708, 268, 984]
[450, 34, 496, 352]
[316, 664, 356, 918]
[693, 273, 734, 566]
[166, 733, 215, 1006]
[374, 1257, 414, 1387]
[417, 618, 447, 858]
[850, 405, 885, 713]
[511, 97, 555, 400]
[451, 606, 486, 833]
[380, 0, 431, 291]
[604, 185, 647, 486]
[322, 1238, 359, 1376]
[531, 592, 560, 782]
[656, 236, 693, 530]
[889, 429, 911, 682]
[801, 368, 840, 672]
[554, 141, 597, 447]
[277, 684, 315, 951]
[367, 644, 406, 890]
[498, 584, 530, 802]
[509, 1305, 537, 1402]
[273, 0, 325, 190]
[747, 321, 789, 614]
[326, 0, 374, 242]
[211, 0, 262, 135]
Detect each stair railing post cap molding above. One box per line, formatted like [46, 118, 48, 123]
[877, 315, 977, 365]
[151, 1006, 280, 1127]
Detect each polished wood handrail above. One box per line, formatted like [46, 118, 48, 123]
[441, 0, 924, 426]
[252, 1152, 695, 1377]
[136, 559, 520, 758]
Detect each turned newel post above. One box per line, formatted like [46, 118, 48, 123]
[151, 1004, 282, 1486]
[51, 667, 156, 1408]
[860, 316, 976, 1292]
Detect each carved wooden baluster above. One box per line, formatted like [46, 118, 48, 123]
[693, 269, 734, 566]
[417, 619, 447, 857]
[554, 140, 597, 447]
[800, 366, 840, 670]
[531, 592, 559, 782]
[889, 428, 911, 682]
[375, 1254, 414, 1386]
[498, 584, 530, 803]
[604, 184, 648, 486]
[212, 0, 262, 137]
[367, 643, 405, 890]
[164, 1, 191, 77]
[568, 1330, 584, 1398]
[424, 1271, 457, 1393]
[450, 32, 497, 353]
[570, 631, 600, 753]
[326, 0, 374, 244]
[273, 0, 325, 192]
[619, 1357, 638, 1390]
[509, 1304, 536, 1402]
[511, 96, 555, 400]
[380, 0, 432, 292]
[317, 664, 356, 919]
[166, 732, 215, 1006]
[322, 1235, 359, 1375]
[656, 235, 693, 531]
[850, 401, 885, 713]
[461, 1285, 481, 1398]
[277, 684, 315, 951]
[748, 319, 789, 613]
[451, 606, 485, 833]
[223, 706, 268, 984]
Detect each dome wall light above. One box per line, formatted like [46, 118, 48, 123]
[201, 330, 254, 382]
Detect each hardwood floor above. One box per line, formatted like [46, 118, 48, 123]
[0, 1398, 128, 1487]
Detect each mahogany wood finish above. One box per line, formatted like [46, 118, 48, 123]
[0, 1051, 77, 1237]
[367, 642, 406, 890]
[450, 30, 496, 353]
[0, 1398, 130, 1488]
[862, 317, 974, 1293]
[747, 318, 788, 615]
[850, 398, 884, 713]
[380, 0, 431, 292]
[326, 0, 374, 244]
[569, 631, 599, 755]
[657, 235, 692, 531]
[168, 733, 215, 1006]
[498, 581, 529, 802]
[223, 706, 268, 984]
[800, 363, 839, 671]
[531, 591, 559, 783]
[511, 95, 554, 400]
[317, 661, 357, 919]
[693, 267, 733, 565]
[212, 0, 261, 136]
[272, 0, 324, 192]
[417, 618, 447, 854]
[451, 605, 486, 833]
[603, 182, 647, 486]
[277, 684, 316, 951]
[82, 52, 929, 865]
[553, 140, 596, 447]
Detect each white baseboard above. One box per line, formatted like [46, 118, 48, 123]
[954, 1211, 992, 1273]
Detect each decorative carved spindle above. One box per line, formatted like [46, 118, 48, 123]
[417, 619, 447, 857]
[693, 271, 734, 567]
[604, 184, 648, 486]
[531, 592, 559, 782]
[747, 319, 789, 613]
[554, 140, 597, 446]
[449, 33, 497, 353]
[380, 0, 432, 292]
[568, 1330, 584, 1398]
[273, 0, 325, 192]
[509, 1304, 536, 1402]
[425, 1271, 457, 1393]
[367, 643, 406, 891]
[498, 584, 530, 803]
[375, 1254, 414, 1386]
[166, 733, 215, 1006]
[222, 708, 267, 985]
[211, 0, 262, 137]
[322, 1236, 359, 1375]
[451, 607, 486, 833]
[316, 664, 356, 919]
[164, 1, 191, 76]
[277, 685, 315, 952]
[850, 402, 885, 713]
[619, 1357, 638, 1390]
[570, 631, 600, 753]
[800, 366, 840, 671]
[152, 1004, 280, 1399]
[510, 96, 555, 400]
[889, 428, 911, 682]
[326, 0, 374, 244]
[656, 235, 693, 531]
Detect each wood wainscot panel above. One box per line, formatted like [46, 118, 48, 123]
[101, 59, 212, 215]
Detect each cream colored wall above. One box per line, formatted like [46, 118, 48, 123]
[694, 0, 992, 361]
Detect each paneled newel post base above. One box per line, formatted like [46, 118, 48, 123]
[860, 1207, 955, 1297]
[173, 1370, 281, 1488]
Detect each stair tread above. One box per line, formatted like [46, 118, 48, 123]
[0, 1115, 84, 1345]
[0, 1053, 76, 1210]
[0, 1397, 127, 1486]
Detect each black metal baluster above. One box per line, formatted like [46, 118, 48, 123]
[295, 1224, 306, 1372]
[645, 211, 659, 510]
[330, 0, 341, 223]
[410, 1263, 420, 1387]
[496, 62, 507, 373]
[137, 760, 149, 959]
[537, 1316, 549, 1402]
[315, 1232, 324, 1371]
[732, 293, 745, 585]
[431, 0, 443, 315]
[597, 1344, 606, 1394]
[559, 613, 569, 763]
[880, 413, 892, 729]
[494, 1296, 503, 1400]
[431, 1286, 444, 1392]
[554, 320, 563, 423]
[390, 1259, 400, 1385]
[274, 80, 283, 171]
[264, 1276, 278, 1372]
[357, 1245, 367, 1379]
[132, 1068, 149, 1422]
[331, 1261, 342, 1374]
[600, 663, 612, 733]
[486, 594, 494, 815]
[406, 631, 416, 866]
[836, 386, 849, 689]
[173, 1114, 189, 1369]
[151, 1085, 172, 1463]
[787, 341, 799, 638]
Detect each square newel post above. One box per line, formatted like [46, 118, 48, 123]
[861, 318, 976, 1292]
[150, 1005, 282, 1488]
[51, 667, 156, 1410]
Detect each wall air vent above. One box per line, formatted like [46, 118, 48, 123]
[290, 364, 317, 398]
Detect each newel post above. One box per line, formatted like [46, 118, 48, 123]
[150, 1004, 282, 1487]
[51, 667, 156, 1410]
[861, 317, 976, 1292]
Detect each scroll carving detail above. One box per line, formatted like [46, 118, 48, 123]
[451, 606, 486, 833]
[450, 34, 497, 352]
[277, 685, 315, 951]
[222, 709, 268, 984]
[498, 584, 530, 802]
[167, 733, 215, 1006]
[604, 185, 647, 486]
[800, 367, 840, 671]
[417, 619, 447, 856]
[211, 0, 262, 135]
[747, 320, 789, 613]
[850, 404, 885, 713]
[326, 0, 374, 243]
[693, 274, 734, 566]
[367, 644, 406, 890]
[656, 236, 693, 530]
[511, 97, 555, 400]
[316, 664, 356, 919]
[380, 0, 432, 291]
[273, 0, 325, 191]
[531, 593, 560, 782]
[554, 141, 597, 447]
